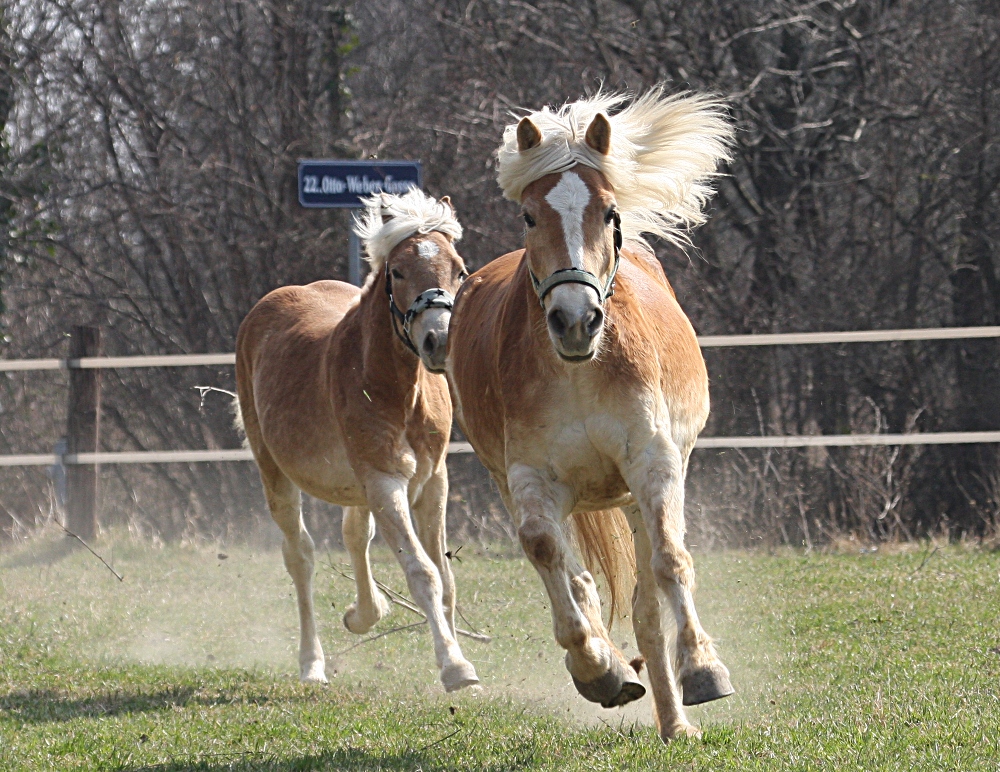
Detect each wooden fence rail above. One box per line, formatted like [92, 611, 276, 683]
[3, 325, 1000, 534]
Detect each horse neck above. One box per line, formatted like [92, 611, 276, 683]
[351, 269, 423, 398]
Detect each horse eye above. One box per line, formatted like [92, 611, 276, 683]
[522, 212, 536, 228]
[391, 269, 404, 280]
[605, 209, 617, 225]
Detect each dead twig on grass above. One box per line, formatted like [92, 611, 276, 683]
[911, 544, 939, 575]
[59, 522, 123, 581]
[415, 725, 464, 752]
[327, 558, 492, 643]
[336, 620, 428, 656]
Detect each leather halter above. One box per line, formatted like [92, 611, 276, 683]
[528, 210, 622, 308]
[384, 263, 455, 358]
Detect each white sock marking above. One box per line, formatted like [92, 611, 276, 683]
[416, 240, 439, 259]
[545, 172, 591, 268]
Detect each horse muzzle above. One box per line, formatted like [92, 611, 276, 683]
[410, 307, 451, 373]
[545, 283, 605, 361]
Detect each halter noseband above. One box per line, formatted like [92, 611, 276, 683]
[528, 210, 623, 308]
[385, 263, 455, 358]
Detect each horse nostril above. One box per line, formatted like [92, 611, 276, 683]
[422, 330, 438, 355]
[586, 307, 604, 337]
[547, 308, 568, 338]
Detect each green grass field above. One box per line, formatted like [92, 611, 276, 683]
[1, 530, 998, 770]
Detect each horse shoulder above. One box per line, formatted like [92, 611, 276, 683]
[612, 259, 708, 423]
[405, 373, 452, 471]
[621, 240, 677, 299]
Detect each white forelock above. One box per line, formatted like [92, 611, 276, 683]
[496, 87, 734, 245]
[352, 188, 463, 271]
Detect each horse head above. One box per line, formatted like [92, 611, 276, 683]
[355, 190, 468, 372]
[516, 113, 619, 362]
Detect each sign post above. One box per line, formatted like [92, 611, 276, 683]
[298, 159, 422, 286]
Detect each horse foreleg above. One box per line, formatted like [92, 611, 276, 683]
[259, 454, 326, 683]
[412, 466, 457, 635]
[366, 473, 479, 692]
[623, 503, 698, 741]
[624, 434, 733, 707]
[341, 507, 390, 634]
[509, 464, 644, 709]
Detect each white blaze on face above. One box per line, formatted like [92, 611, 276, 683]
[544, 172, 591, 269]
[416, 239, 440, 259]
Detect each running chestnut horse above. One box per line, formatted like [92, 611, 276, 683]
[236, 189, 479, 692]
[447, 89, 734, 740]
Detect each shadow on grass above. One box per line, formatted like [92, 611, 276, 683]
[121, 745, 537, 772]
[0, 686, 275, 723]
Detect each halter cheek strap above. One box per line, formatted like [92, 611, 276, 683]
[385, 264, 455, 358]
[528, 210, 623, 308]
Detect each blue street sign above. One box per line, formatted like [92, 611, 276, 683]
[298, 159, 422, 208]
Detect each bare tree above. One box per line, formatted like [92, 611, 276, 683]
[2, 0, 998, 544]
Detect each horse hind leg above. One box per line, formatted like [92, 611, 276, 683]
[629, 436, 733, 707]
[623, 503, 698, 741]
[341, 506, 390, 634]
[258, 450, 327, 684]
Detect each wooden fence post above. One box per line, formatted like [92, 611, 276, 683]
[65, 325, 102, 540]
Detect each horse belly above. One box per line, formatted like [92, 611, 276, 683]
[292, 450, 367, 507]
[261, 416, 367, 506]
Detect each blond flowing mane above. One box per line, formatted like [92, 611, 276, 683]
[352, 188, 463, 271]
[496, 87, 733, 245]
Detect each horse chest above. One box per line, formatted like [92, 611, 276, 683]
[534, 413, 634, 510]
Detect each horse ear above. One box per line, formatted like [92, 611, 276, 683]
[439, 195, 454, 212]
[584, 113, 612, 155]
[517, 117, 542, 152]
[380, 193, 394, 223]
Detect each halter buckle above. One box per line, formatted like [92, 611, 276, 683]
[385, 264, 455, 358]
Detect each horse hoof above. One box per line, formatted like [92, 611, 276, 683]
[441, 661, 480, 692]
[681, 663, 734, 706]
[343, 597, 388, 635]
[661, 722, 701, 742]
[572, 657, 646, 708]
[300, 665, 328, 684]
[342, 606, 369, 634]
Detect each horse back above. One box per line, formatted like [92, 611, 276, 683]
[237, 280, 359, 388]
[236, 280, 364, 498]
[622, 239, 677, 299]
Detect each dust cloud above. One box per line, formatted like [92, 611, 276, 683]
[1, 526, 779, 731]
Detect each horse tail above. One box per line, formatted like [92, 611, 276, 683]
[570, 508, 636, 627]
[233, 338, 258, 452]
[230, 395, 248, 446]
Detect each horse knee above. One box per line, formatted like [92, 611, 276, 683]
[650, 549, 694, 591]
[342, 509, 374, 547]
[282, 530, 315, 571]
[518, 517, 559, 569]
